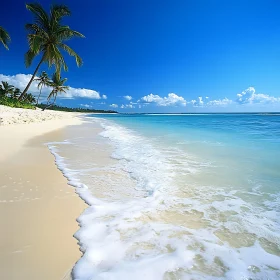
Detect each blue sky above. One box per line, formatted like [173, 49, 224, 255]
[1, 0, 280, 112]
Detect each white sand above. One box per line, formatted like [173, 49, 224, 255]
[0, 105, 80, 126]
[0, 106, 86, 279]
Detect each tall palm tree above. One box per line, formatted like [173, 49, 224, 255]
[34, 71, 50, 105]
[0, 26, 11, 50]
[0, 81, 14, 97]
[19, 3, 85, 100]
[43, 72, 68, 110]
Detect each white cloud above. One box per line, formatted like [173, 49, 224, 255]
[139, 93, 187, 107]
[236, 87, 280, 104]
[0, 73, 106, 100]
[63, 87, 102, 99]
[120, 104, 135, 109]
[198, 96, 204, 105]
[190, 97, 203, 107]
[189, 87, 280, 108]
[80, 104, 93, 108]
[123, 95, 132, 101]
[189, 96, 232, 107]
[109, 104, 118, 108]
[207, 98, 233, 106]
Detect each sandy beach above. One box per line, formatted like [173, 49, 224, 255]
[0, 106, 86, 280]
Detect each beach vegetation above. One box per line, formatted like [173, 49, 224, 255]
[0, 96, 35, 109]
[0, 81, 36, 109]
[19, 3, 85, 100]
[23, 93, 36, 104]
[0, 78, 118, 113]
[0, 81, 14, 97]
[42, 72, 69, 110]
[12, 88, 21, 99]
[34, 71, 51, 105]
[36, 104, 118, 113]
[0, 26, 11, 50]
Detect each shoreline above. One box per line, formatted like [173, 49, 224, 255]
[0, 111, 86, 280]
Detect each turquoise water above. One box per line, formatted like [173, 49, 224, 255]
[95, 113, 280, 195]
[51, 113, 280, 279]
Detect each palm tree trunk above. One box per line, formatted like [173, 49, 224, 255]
[42, 92, 57, 111]
[51, 93, 57, 107]
[36, 87, 42, 105]
[19, 56, 44, 100]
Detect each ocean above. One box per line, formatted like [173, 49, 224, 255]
[48, 113, 280, 279]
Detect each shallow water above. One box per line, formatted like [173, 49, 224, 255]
[48, 114, 280, 279]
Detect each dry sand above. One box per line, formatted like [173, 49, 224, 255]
[0, 108, 86, 279]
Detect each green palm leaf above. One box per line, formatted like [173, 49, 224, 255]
[26, 3, 49, 30]
[0, 26, 11, 50]
[59, 43, 83, 67]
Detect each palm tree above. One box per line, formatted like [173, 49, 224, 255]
[0, 26, 11, 50]
[19, 3, 85, 100]
[0, 81, 14, 97]
[34, 71, 50, 105]
[12, 88, 21, 99]
[24, 93, 36, 104]
[43, 72, 68, 110]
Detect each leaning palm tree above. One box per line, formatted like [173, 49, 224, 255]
[34, 71, 50, 105]
[19, 3, 84, 100]
[43, 72, 68, 111]
[0, 26, 11, 50]
[0, 81, 14, 97]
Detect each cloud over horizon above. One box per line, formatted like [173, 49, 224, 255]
[189, 87, 280, 108]
[139, 93, 187, 107]
[236, 87, 280, 104]
[121, 103, 135, 109]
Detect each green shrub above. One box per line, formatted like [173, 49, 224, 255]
[0, 96, 35, 109]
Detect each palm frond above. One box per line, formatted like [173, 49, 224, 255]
[35, 71, 51, 89]
[59, 43, 83, 67]
[48, 44, 68, 72]
[26, 3, 50, 30]
[56, 26, 85, 40]
[27, 34, 44, 54]
[25, 23, 48, 38]
[24, 49, 37, 67]
[0, 26, 11, 50]
[50, 5, 71, 23]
